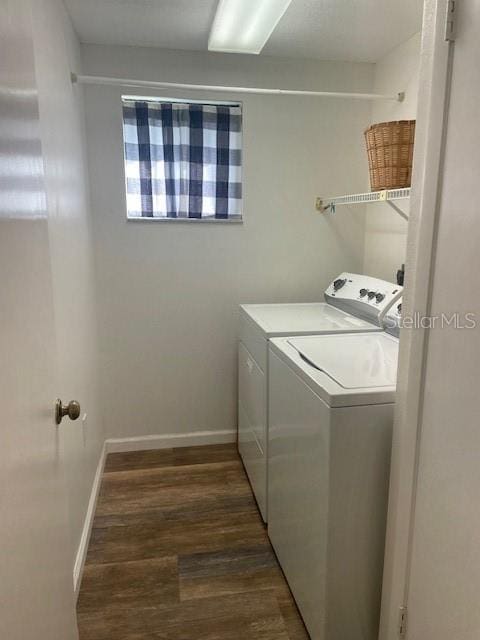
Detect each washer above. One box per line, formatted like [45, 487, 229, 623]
[238, 273, 402, 521]
[267, 325, 400, 640]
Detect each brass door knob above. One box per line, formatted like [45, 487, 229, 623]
[55, 399, 81, 424]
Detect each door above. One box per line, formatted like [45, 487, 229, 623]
[0, 1, 78, 638]
[378, 1, 454, 636]
[401, 0, 480, 637]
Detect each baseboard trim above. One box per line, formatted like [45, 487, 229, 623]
[105, 429, 237, 453]
[73, 441, 107, 598]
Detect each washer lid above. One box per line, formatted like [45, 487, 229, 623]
[240, 303, 377, 336]
[288, 333, 398, 389]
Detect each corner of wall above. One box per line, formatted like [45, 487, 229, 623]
[363, 31, 422, 282]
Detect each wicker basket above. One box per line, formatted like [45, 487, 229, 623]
[364, 120, 415, 191]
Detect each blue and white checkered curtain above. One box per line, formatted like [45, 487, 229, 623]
[122, 99, 242, 220]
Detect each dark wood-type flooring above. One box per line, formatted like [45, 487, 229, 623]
[77, 443, 309, 640]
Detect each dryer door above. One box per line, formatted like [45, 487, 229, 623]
[238, 342, 267, 521]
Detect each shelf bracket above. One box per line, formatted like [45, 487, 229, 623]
[316, 198, 334, 213]
[386, 199, 409, 221]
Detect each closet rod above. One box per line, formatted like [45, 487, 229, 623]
[71, 73, 404, 102]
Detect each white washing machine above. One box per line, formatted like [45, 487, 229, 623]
[238, 273, 402, 521]
[267, 321, 400, 640]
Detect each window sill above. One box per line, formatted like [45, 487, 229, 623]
[126, 216, 243, 224]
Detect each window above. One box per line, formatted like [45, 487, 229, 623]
[122, 97, 242, 221]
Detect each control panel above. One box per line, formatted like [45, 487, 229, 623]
[324, 272, 403, 326]
[383, 297, 402, 337]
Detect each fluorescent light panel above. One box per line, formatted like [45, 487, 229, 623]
[208, 0, 292, 55]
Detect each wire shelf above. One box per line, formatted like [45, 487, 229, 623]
[317, 188, 410, 220]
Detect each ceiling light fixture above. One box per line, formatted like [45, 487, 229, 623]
[208, 0, 292, 55]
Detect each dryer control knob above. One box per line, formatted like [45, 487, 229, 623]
[333, 278, 347, 291]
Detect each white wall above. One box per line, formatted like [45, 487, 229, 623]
[363, 33, 421, 281]
[31, 0, 103, 570]
[81, 44, 373, 439]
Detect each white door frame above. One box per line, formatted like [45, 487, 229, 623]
[379, 0, 455, 637]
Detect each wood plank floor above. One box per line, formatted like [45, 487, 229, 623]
[77, 443, 309, 640]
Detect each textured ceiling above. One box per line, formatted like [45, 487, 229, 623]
[64, 0, 424, 63]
